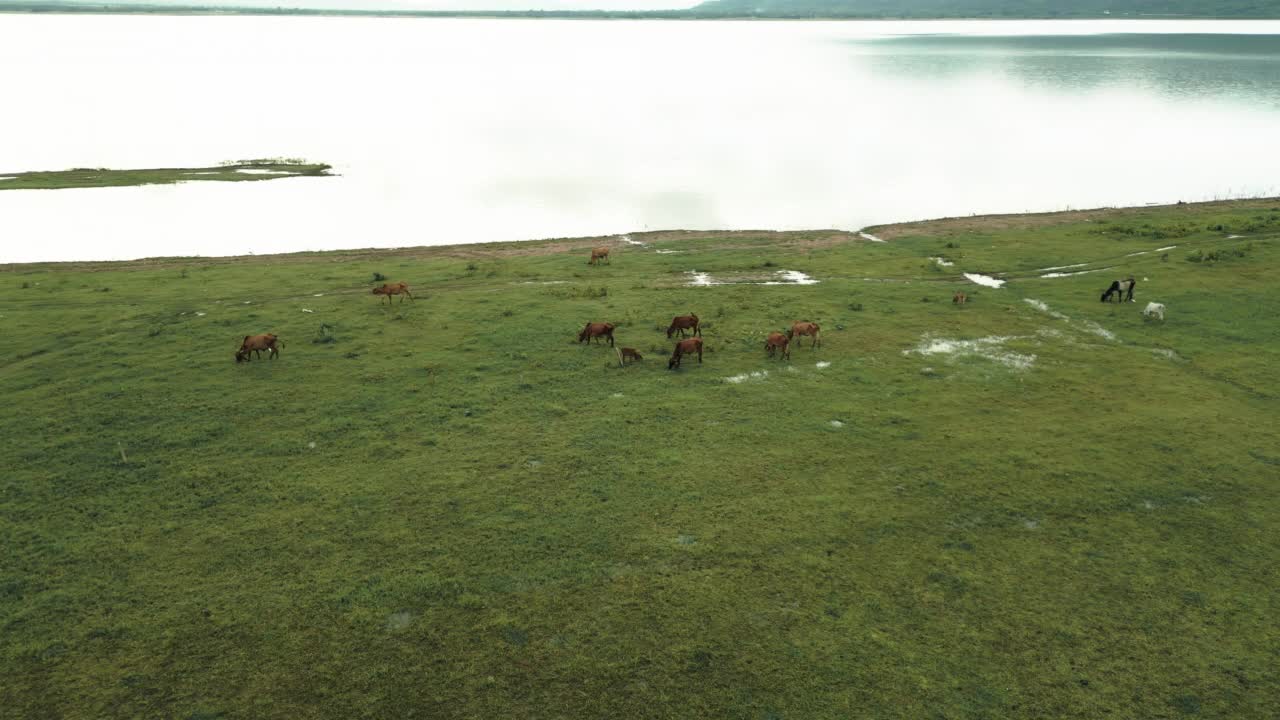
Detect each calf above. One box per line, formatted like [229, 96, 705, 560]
[620, 347, 643, 364]
[953, 291, 967, 305]
[764, 331, 790, 360]
[787, 321, 821, 349]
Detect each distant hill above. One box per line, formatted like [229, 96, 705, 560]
[688, 0, 1280, 18]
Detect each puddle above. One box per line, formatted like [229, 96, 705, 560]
[195, 311, 206, 317]
[859, 232, 886, 243]
[1156, 245, 1178, 250]
[0, 176, 18, 181]
[815, 361, 831, 369]
[829, 420, 845, 428]
[1037, 262, 1088, 272]
[724, 370, 768, 383]
[385, 611, 413, 632]
[1022, 519, 1041, 530]
[610, 393, 623, 398]
[929, 257, 954, 267]
[1023, 298, 1069, 320]
[618, 234, 647, 247]
[1126, 251, 1149, 257]
[301, 308, 314, 313]
[518, 280, 568, 285]
[962, 273, 1005, 288]
[1041, 265, 1113, 279]
[686, 269, 818, 286]
[236, 168, 289, 175]
[654, 249, 684, 254]
[184, 171, 221, 176]
[1080, 321, 1117, 341]
[904, 334, 1035, 370]
[763, 270, 818, 285]
[1152, 348, 1186, 362]
[313, 293, 324, 297]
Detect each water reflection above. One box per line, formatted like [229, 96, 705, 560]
[854, 34, 1280, 104]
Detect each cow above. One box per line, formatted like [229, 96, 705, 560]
[666, 313, 701, 339]
[787, 321, 821, 349]
[953, 291, 967, 305]
[1101, 278, 1137, 303]
[668, 337, 703, 370]
[588, 247, 610, 265]
[373, 282, 414, 304]
[1143, 302, 1166, 320]
[235, 333, 282, 363]
[578, 322, 616, 347]
[764, 331, 790, 360]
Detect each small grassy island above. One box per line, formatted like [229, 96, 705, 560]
[0, 159, 333, 191]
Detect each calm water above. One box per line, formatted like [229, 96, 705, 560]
[2, 16, 1279, 262]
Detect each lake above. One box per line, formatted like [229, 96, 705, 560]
[1, 16, 1278, 263]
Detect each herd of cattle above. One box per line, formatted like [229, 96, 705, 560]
[234, 249, 1162, 367]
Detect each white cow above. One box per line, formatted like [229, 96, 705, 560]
[1143, 302, 1166, 321]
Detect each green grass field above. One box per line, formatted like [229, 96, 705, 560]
[2, 199, 1278, 718]
[0, 160, 332, 191]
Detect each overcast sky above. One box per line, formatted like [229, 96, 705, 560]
[27, 0, 705, 9]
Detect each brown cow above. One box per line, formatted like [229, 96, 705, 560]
[666, 313, 701, 339]
[373, 282, 414, 304]
[235, 333, 282, 363]
[668, 337, 703, 370]
[764, 331, 790, 360]
[953, 291, 967, 305]
[588, 247, 610, 265]
[578, 322, 615, 347]
[787, 321, 821, 349]
[620, 347, 643, 364]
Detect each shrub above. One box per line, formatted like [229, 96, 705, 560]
[372, 272, 387, 282]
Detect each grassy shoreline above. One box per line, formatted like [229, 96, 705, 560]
[2, 197, 1278, 718]
[0, 160, 333, 192]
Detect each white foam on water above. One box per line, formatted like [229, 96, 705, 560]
[859, 232, 886, 243]
[963, 273, 1005, 288]
[724, 370, 768, 383]
[1037, 262, 1088, 272]
[929, 256, 954, 267]
[904, 334, 1035, 369]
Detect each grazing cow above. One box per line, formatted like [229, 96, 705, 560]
[787, 321, 821, 349]
[953, 291, 967, 305]
[620, 347, 643, 364]
[666, 313, 701, 339]
[373, 282, 414, 304]
[668, 337, 703, 370]
[235, 333, 282, 363]
[764, 331, 790, 360]
[1100, 277, 1137, 303]
[588, 247, 610, 265]
[578, 322, 616, 347]
[1143, 302, 1166, 321]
